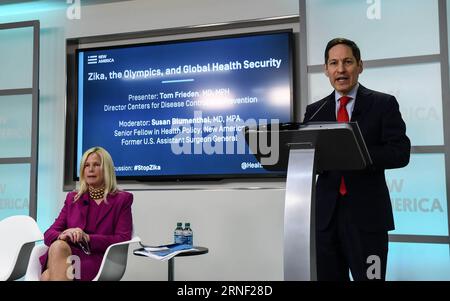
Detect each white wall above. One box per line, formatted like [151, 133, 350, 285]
[1, 0, 298, 280]
[129, 188, 285, 280]
[65, 0, 297, 37]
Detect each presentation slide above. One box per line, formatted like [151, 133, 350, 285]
[76, 31, 293, 179]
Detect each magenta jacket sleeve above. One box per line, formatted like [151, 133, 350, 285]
[43, 192, 75, 246]
[88, 192, 133, 254]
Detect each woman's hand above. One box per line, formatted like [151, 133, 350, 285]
[58, 227, 89, 243]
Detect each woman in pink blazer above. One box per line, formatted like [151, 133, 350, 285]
[40, 146, 133, 281]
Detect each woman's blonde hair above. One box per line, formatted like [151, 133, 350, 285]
[75, 146, 118, 202]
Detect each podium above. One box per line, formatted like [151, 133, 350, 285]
[244, 122, 372, 281]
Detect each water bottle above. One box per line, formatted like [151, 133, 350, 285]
[183, 222, 193, 246]
[174, 222, 184, 244]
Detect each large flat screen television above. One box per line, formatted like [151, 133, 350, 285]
[74, 30, 294, 181]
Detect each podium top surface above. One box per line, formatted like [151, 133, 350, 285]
[244, 122, 372, 172]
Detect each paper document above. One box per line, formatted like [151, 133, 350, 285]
[133, 243, 196, 261]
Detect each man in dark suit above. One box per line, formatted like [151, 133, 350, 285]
[304, 38, 410, 281]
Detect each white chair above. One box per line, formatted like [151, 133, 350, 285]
[25, 234, 141, 281]
[0, 215, 44, 281]
[93, 235, 140, 281]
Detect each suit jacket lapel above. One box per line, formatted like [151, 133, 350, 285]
[351, 85, 373, 122]
[76, 193, 90, 229]
[323, 92, 337, 121]
[95, 195, 114, 228]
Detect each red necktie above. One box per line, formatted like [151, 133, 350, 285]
[337, 96, 351, 196]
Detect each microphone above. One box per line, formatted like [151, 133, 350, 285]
[83, 200, 89, 206]
[304, 98, 330, 123]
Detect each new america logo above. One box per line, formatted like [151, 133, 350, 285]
[87, 54, 115, 65]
